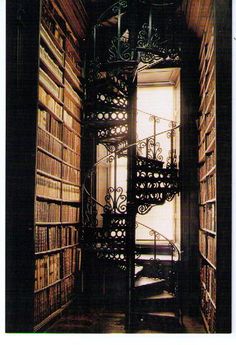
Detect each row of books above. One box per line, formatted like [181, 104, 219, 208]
[199, 203, 215, 231]
[63, 147, 80, 168]
[65, 79, 82, 104]
[61, 226, 79, 247]
[36, 200, 61, 223]
[64, 109, 81, 133]
[35, 253, 60, 290]
[36, 173, 81, 201]
[40, 24, 64, 65]
[64, 91, 81, 117]
[37, 150, 61, 178]
[201, 285, 216, 333]
[34, 282, 61, 325]
[36, 174, 61, 199]
[38, 109, 62, 141]
[63, 125, 81, 151]
[61, 204, 79, 223]
[199, 174, 216, 203]
[39, 68, 63, 101]
[199, 230, 216, 267]
[199, 110, 215, 134]
[207, 235, 216, 266]
[35, 225, 79, 253]
[37, 128, 81, 173]
[65, 62, 82, 90]
[62, 183, 80, 201]
[36, 200, 80, 223]
[202, 88, 215, 116]
[38, 127, 62, 159]
[61, 275, 75, 305]
[38, 85, 63, 119]
[62, 247, 77, 277]
[199, 142, 205, 161]
[200, 263, 216, 304]
[35, 226, 61, 253]
[42, 1, 65, 50]
[205, 127, 215, 149]
[40, 45, 63, 83]
[62, 163, 80, 185]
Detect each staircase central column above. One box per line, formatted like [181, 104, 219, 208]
[125, 74, 137, 332]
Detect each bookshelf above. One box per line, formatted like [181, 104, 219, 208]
[32, 0, 87, 331]
[198, 8, 216, 333]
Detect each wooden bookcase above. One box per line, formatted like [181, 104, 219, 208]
[6, 0, 87, 332]
[198, 8, 216, 333]
[33, 0, 87, 331]
[197, 0, 232, 332]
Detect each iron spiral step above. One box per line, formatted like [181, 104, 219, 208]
[135, 276, 166, 296]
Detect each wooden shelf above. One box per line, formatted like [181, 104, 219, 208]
[200, 252, 216, 270]
[61, 272, 76, 281]
[40, 19, 65, 53]
[35, 243, 79, 256]
[35, 221, 62, 225]
[63, 121, 82, 136]
[40, 57, 64, 88]
[33, 298, 74, 332]
[199, 198, 216, 205]
[61, 159, 80, 171]
[65, 54, 82, 78]
[34, 279, 61, 294]
[37, 169, 62, 182]
[38, 100, 63, 123]
[200, 165, 216, 182]
[200, 227, 216, 236]
[39, 79, 64, 106]
[36, 194, 62, 202]
[63, 142, 81, 155]
[62, 178, 81, 187]
[205, 137, 215, 154]
[201, 282, 216, 309]
[40, 25, 65, 66]
[37, 145, 63, 163]
[64, 103, 82, 120]
[200, 308, 211, 333]
[64, 68, 82, 93]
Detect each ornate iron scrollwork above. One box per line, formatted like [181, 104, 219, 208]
[104, 186, 127, 214]
[97, 123, 128, 141]
[137, 203, 154, 215]
[108, 36, 134, 62]
[112, 0, 128, 14]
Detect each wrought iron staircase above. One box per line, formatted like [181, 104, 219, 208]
[81, 0, 183, 332]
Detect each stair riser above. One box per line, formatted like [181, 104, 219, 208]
[134, 282, 166, 297]
[131, 314, 181, 333]
[135, 299, 177, 313]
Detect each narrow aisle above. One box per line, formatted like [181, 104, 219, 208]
[46, 303, 205, 334]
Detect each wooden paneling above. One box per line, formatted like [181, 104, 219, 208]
[182, 0, 213, 37]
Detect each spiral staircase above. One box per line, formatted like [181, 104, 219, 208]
[82, 0, 183, 332]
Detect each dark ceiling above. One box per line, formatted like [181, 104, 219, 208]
[84, 0, 183, 25]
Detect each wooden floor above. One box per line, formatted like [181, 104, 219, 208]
[45, 303, 206, 334]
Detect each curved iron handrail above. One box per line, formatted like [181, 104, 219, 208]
[96, 1, 127, 25]
[81, 124, 180, 223]
[136, 221, 181, 261]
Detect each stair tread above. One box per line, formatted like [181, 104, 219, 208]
[133, 311, 177, 318]
[139, 291, 175, 301]
[147, 311, 177, 318]
[136, 254, 178, 261]
[135, 266, 143, 275]
[135, 276, 165, 288]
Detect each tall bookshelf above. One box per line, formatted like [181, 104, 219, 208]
[33, 0, 87, 331]
[6, 0, 87, 332]
[198, 8, 216, 333]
